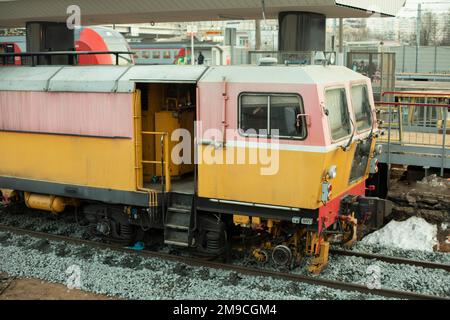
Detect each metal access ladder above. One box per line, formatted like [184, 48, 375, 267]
[164, 193, 195, 247]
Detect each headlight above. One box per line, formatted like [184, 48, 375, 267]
[328, 166, 338, 180]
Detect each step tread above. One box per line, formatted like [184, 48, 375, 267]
[164, 228, 190, 247]
[167, 206, 191, 214]
[166, 212, 191, 226]
[165, 224, 190, 231]
[164, 240, 189, 247]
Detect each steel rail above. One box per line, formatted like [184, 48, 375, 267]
[0, 224, 448, 301]
[330, 249, 450, 272]
[382, 91, 450, 98]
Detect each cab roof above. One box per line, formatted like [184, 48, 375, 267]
[200, 65, 368, 85]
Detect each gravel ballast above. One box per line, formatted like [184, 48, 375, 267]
[0, 231, 388, 300]
[0, 204, 91, 240]
[314, 254, 450, 297]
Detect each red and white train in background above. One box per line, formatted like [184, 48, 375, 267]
[0, 26, 133, 66]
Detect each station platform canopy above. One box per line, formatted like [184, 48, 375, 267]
[0, 0, 406, 27]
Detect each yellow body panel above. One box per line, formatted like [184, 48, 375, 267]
[0, 132, 136, 191]
[198, 142, 370, 210]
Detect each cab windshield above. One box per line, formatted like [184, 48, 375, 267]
[351, 85, 372, 132]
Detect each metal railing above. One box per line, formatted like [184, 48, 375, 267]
[0, 50, 134, 66]
[376, 91, 450, 176]
[247, 50, 336, 66]
[141, 131, 171, 193]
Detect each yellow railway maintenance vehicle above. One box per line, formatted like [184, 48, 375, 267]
[0, 63, 391, 272]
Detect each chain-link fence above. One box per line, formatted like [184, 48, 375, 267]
[389, 46, 450, 74]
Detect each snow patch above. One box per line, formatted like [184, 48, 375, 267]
[442, 223, 448, 231]
[361, 217, 438, 252]
[417, 174, 450, 188]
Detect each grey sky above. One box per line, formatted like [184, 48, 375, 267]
[400, 0, 450, 16]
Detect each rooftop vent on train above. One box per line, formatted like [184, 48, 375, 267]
[258, 57, 278, 66]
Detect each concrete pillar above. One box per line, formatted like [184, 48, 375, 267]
[337, 18, 344, 66]
[278, 12, 326, 52]
[255, 19, 262, 51]
[26, 22, 74, 65]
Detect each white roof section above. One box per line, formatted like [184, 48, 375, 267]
[120, 65, 209, 84]
[200, 65, 367, 85]
[0, 65, 367, 92]
[0, 65, 208, 92]
[0, 66, 64, 91]
[0, 0, 406, 27]
[48, 66, 134, 92]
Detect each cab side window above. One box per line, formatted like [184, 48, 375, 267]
[240, 94, 269, 134]
[239, 93, 306, 139]
[325, 88, 352, 141]
[270, 95, 305, 138]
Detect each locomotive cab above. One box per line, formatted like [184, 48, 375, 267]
[0, 64, 390, 272]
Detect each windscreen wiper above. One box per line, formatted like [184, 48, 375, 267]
[341, 117, 356, 152]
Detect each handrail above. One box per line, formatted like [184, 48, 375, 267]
[442, 109, 448, 174]
[0, 50, 134, 66]
[376, 101, 450, 108]
[133, 90, 158, 209]
[141, 131, 171, 193]
[375, 99, 449, 176]
[382, 91, 450, 98]
[247, 50, 337, 65]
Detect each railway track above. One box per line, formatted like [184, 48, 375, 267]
[0, 224, 448, 300]
[330, 249, 450, 272]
